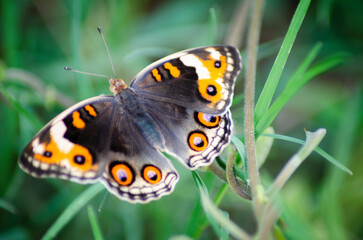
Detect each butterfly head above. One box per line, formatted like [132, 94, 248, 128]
[109, 76, 127, 95]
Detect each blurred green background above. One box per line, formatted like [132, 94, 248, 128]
[0, 0, 362, 239]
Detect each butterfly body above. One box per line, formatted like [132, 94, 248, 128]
[20, 45, 241, 203]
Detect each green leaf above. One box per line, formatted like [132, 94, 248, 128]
[0, 198, 17, 214]
[256, 50, 349, 136]
[192, 172, 251, 240]
[231, 136, 248, 180]
[255, 126, 274, 168]
[262, 133, 352, 175]
[42, 184, 104, 240]
[208, 8, 218, 45]
[269, 128, 327, 196]
[255, 42, 322, 135]
[87, 205, 105, 240]
[254, 0, 311, 122]
[0, 83, 42, 130]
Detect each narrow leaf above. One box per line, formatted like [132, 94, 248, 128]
[192, 172, 251, 240]
[255, 0, 311, 122]
[269, 128, 327, 196]
[42, 184, 104, 240]
[88, 205, 105, 240]
[262, 133, 352, 175]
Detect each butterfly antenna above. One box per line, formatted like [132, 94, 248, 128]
[64, 67, 110, 79]
[97, 27, 116, 77]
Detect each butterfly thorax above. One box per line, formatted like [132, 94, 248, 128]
[109, 77, 127, 95]
[116, 88, 166, 151]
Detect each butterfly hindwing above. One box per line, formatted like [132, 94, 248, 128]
[143, 99, 232, 169]
[99, 97, 179, 203]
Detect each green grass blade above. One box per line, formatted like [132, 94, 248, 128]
[192, 172, 251, 240]
[231, 136, 248, 180]
[254, 0, 311, 122]
[0, 198, 17, 214]
[191, 172, 222, 238]
[215, 156, 247, 186]
[213, 184, 229, 206]
[208, 8, 218, 44]
[318, 87, 361, 240]
[231, 93, 244, 106]
[71, 0, 92, 99]
[255, 126, 275, 168]
[87, 205, 105, 240]
[42, 184, 104, 240]
[298, 52, 350, 82]
[255, 42, 323, 135]
[262, 133, 352, 175]
[0, 0, 19, 66]
[268, 129, 327, 196]
[256, 50, 349, 136]
[0, 83, 42, 129]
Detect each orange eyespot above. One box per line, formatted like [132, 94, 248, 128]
[110, 162, 134, 186]
[68, 145, 93, 171]
[194, 112, 220, 128]
[188, 131, 209, 152]
[33, 137, 94, 172]
[198, 80, 222, 104]
[142, 165, 162, 184]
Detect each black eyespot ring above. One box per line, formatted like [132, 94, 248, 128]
[214, 60, 221, 68]
[74, 155, 86, 165]
[142, 165, 162, 184]
[194, 112, 220, 128]
[206, 85, 217, 96]
[188, 130, 209, 152]
[43, 151, 52, 157]
[109, 161, 135, 186]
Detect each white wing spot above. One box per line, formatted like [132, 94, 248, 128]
[180, 54, 210, 79]
[32, 138, 45, 154]
[206, 48, 222, 60]
[50, 121, 74, 153]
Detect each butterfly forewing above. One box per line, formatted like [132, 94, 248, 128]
[130, 45, 241, 115]
[19, 96, 115, 183]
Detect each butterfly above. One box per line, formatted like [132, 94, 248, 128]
[19, 45, 241, 203]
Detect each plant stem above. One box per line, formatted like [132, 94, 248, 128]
[225, 0, 250, 47]
[259, 205, 279, 240]
[244, 0, 265, 218]
[226, 149, 252, 200]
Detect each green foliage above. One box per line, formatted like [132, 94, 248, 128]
[0, 0, 362, 239]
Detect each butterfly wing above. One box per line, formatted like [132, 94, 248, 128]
[20, 92, 179, 203]
[130, 45, 240, 169]
[143, 99, 232, 169]
[100, 111, 178, 203]
[19, 96, 116, 183]
[130, 45, 241, 115]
